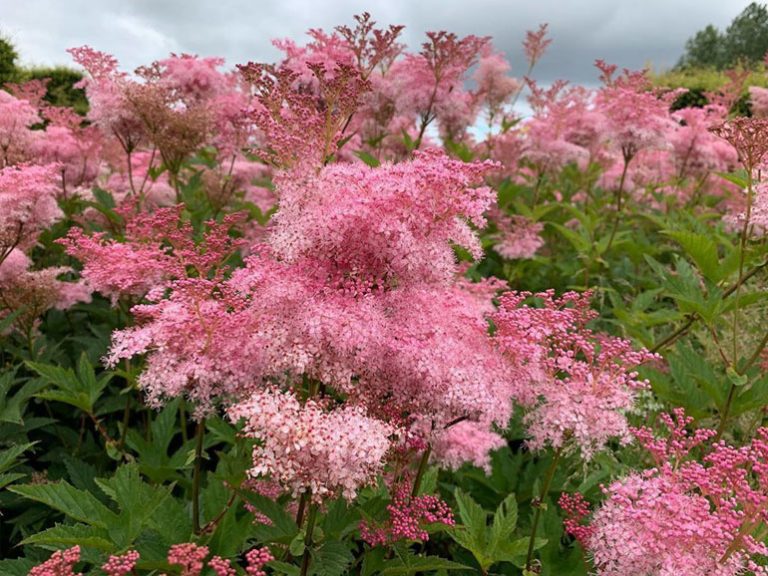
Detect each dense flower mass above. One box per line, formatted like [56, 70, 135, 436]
[10, 8, 768, 576]
[493, 290, 658, 458]
[270, 149, 496, 286]
[229, 387, 393, 500]
[0, 163, 62, 262]
[563, 412, 768, 576]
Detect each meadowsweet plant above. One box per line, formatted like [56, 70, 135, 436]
[6, 9, 768, 576]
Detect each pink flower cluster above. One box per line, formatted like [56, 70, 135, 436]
[29, 546, 82, 576]
[492, 290, 658, 458]
[101, 551, 140, 576]
[491, 212, 545, 260]
[0, 163, 90, 334]
[0, 163, 62, 260]
[563, 411, 768, 576]
[271, 149, 496, 287]
[360, 483, 455, 545]
[229, 387, 394, 501]
[431, 420, 506, 473]
[166, 543, 273, 576]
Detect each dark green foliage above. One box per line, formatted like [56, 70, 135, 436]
[678, 2, 768, 70]
[21, 66, 88, 114]
[0, 35, 19, 85]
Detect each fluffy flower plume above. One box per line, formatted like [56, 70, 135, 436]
[229, 387, 394, 501]
[492, 212, 545, 260]
[0, 163, 62, 262]
[568, 412, 768, 576]
[431, 419, 506, 473]
[271, 149, 497, 287]
[493, 290, 657, 458]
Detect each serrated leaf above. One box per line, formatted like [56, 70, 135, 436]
[94, 464, 174, 547]
[0, 558, 35, 576]
[0, 472, 25, 490]
[503, 538, 547, 568]
[10, 481, 116, 527]
[380, 555, 471, 575]
[0, 442, 35, 474]
[310, 540, 353, 576]
[241, 492, 299, 543]
[20, 523, 114, 550]
[268, 561, 300, 576]
[453, 489, 487, 549]
[489, 494, 518, 552]
[663, 230, 721, 282]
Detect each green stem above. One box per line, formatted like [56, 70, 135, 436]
[192, 419, 205, 534]
[295, 491, 309, 528]
[412, 444, 433, 497]
[299, 501, 319, 576]
[525, 447, 563, 572]
[650, 261, 768, 354]
[604, 156, 630, 254]
[717, 172, 755, 442]
[715, 329, 768, 442]
[179, 401, 189, 444]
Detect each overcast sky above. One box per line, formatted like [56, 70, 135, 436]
[0, 0, 756, 86]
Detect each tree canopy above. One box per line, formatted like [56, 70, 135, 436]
[679, 3, 768, 70]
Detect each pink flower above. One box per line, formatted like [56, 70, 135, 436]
[523, 24, 552, 67]
[29, 546, 81, 576]
[270, 150, 497, 287]
[0, 90, 41, 167]
[492, 212, 545, 260]
[101, 550, 140, 576]
[229, 387, 394, 501]
[493, 290, 658, 458]
[571, 412, 768, 575]
[0, 163, 62, 262]
[432, 420, 506, 473]
[167, 543, 209, 576]
[750, 86, 768, 118]
[473, 46, 519, 117]
[360, 482, 454, 545]
[245, 547, 274, 576]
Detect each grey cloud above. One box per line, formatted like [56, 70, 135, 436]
[0, 0, 756, 85]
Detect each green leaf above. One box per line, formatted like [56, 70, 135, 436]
[94, 464, 174, 548]
[21, 523, 114, 550]
[241, 492, 299, 544]
[453, 489, 487, 549]
[716, 170, 748, 190]
[503, 538, 547, 568]
[27, 354, 111, 414]
[489, 494, 518, 554]
[289, 532, 306, 557]
[321, 498, 360, 540]
[380, 554, 471, 575]
[10, 481, 116, 528]
[0, 558, 35, 576]
[354, 150, 381, 167]
[727, 366, 749, 387]
[663, 230, 721, 282]
[267, 561, 300, 576]
[362, 546, 387, 576]
[310, 540, 354, 576]
[0, 442, 35, 474]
